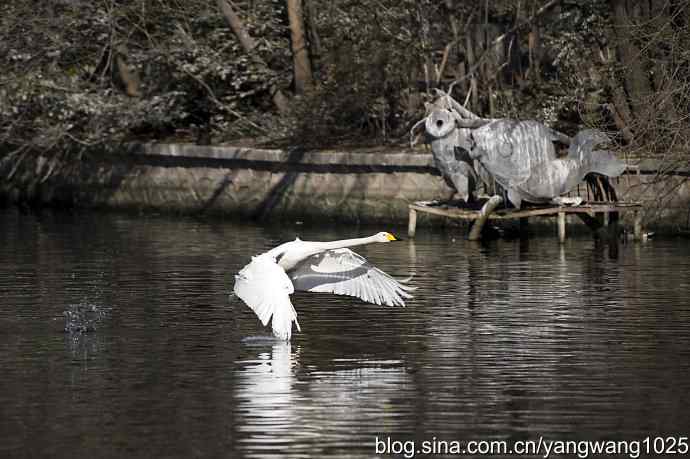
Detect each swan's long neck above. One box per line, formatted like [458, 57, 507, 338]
[315, 235, 378, 251]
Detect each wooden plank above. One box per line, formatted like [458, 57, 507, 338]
[409, 201, 642, 222]
[407, 200, 644, 241]
[408, 204, 481, 219]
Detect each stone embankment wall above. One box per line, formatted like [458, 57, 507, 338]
[1, 144, 688, 231]
[0, 144, 448, 224]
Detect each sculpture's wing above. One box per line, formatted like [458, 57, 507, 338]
[568, 129, 626, 178]
[288, 249, 414, 307]
[471, 120, 534, 186]
[233, 254, 301, 341]
[568, 129, 608, 162]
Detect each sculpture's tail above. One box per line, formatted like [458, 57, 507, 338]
[568, 129, 627, 178]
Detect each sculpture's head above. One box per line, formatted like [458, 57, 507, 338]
[424, 109, 457, 139]
[425, 109, 477, 157]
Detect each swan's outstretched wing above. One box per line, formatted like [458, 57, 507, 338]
[287, 249, 413, 307]
[233, 254, 301, 340]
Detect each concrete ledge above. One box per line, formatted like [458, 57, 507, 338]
[130, 143, 435, 167]
[0, 143, 452, 224]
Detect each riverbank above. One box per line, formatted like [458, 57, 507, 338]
[1, 143, 689, 233]
[0, 143, 445, 224]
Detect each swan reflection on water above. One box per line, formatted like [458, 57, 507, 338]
[234, 341, 414, 456]
[235, 341, 298, 428]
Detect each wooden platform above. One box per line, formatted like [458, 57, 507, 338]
[407, 200, 644, 242]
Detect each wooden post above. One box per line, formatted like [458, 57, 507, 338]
[408, 207, 418, 238]
[468, 195, 503, 240]
[519, 217, 529, 237]
[558, 211, 566, 243]
[633, 209, 642, 241]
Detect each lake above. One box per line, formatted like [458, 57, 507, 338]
[1, 207, 689, 458]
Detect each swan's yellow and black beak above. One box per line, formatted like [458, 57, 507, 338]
[386, 232, 402, 241]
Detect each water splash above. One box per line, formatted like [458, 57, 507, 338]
[63, 302, 108, 334]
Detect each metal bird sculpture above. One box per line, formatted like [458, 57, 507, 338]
[414, 90, 626, 208]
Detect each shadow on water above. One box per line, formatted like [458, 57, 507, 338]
[1, 207, 690, 458]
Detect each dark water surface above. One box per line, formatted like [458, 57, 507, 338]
[1, 207, 689, 458]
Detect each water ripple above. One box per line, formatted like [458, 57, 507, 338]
[1, 208, 690, 458]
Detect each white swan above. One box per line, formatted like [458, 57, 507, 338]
[233, 232, 413, 340]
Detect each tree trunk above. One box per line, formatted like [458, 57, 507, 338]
[114, 44, 141, 97]
[528, 24, 540, 82]
[217, 0, 289, 113]
[217, 0, 256, 52]
[610, 0, 652, 122]
[605, 103, 634, 143]
[303, 0, 322, 63]
[286, 0, 313, 94]
[465, 32, 478, 110]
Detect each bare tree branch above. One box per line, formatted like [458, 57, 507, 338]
[450, 0, 559, 87]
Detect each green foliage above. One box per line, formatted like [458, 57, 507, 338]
[0, 0, 687, 153]
[0, 0, 292, 151]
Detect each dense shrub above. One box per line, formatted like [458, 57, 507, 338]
[0, 0, 687, 155]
